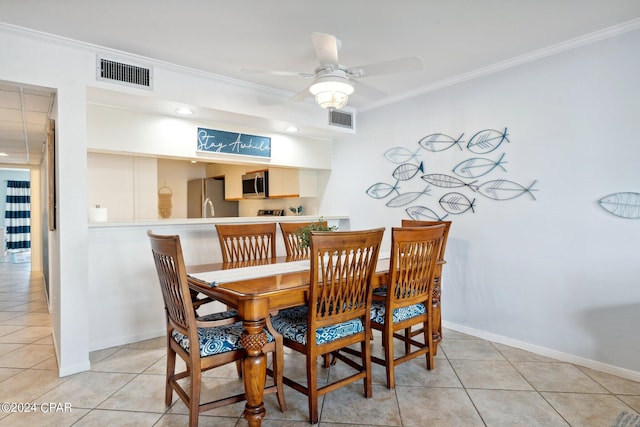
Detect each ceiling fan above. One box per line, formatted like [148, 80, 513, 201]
[244, 32, 424, 110]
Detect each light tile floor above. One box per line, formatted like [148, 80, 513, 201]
[1, 261, 640, 426]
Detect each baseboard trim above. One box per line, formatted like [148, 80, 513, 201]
[89, 328, 165, 352]
[442, 321, 640, 382]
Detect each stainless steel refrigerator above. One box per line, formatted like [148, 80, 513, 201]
[187, 178, 239, 218]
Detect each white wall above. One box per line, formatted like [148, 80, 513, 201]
[324, 29, 640, 377]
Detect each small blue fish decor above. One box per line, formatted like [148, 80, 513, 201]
[289, 205, 303, 216]
[366, 126, 537, 220]
[598, 192, 640, 219]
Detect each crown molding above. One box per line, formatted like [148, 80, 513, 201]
[361, 18, 640, 112]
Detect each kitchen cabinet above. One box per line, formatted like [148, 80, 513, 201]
[268, 167, 298, 198]
[206, 164, 246, 200]
[268, 168, 318, 198]
[206, 164, 318, 200]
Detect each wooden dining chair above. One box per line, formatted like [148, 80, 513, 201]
[215, 223, 277, 263]
[279, 221, 327, 258]
[270, 228, 385, 424]
[147, 231, 286, 427]
[369, 225, 445, 389]
[400, 219, 452, 352]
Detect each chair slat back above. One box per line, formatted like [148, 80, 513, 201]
[216, 223, 277, 263]
[401, 219, 451, 263]
[388, 226, 445, 308]
[309, 228, 384, 329]
[280, 221, 328, 258]
[147, 231, 195, 336]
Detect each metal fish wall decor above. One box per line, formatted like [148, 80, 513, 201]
[466, 128, 510, 154]
[366, 126, 538, 220]
[366, 182, 400, 199]
[439, 192, 476, 215]
[393, 161, 424, 181]
[477, 180, 538, 201]
[385, 185, 432, 207]
[598, 192, 640, 219]
[418, 133, 465, 152]
[421, 173, 478, 192]
[452, 153, 508, 179]
[384, 147, 422, 164]
[405, 206, 449, 221]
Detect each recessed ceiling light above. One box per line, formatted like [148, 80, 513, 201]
[285, 126, 299, 133]
[176, 107, 193, 115]
[191, 160, 197, 163]
[0, 152, 8, 157]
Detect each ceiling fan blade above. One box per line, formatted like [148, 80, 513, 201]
[241, 68, 314, 79]
[310, 32, 340, 67]
[351, 79, 387, 100]
[289, 86, 312, 102]
[353, 56, 424, 77]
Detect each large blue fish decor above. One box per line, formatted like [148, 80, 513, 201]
[598, 192, 640, 219]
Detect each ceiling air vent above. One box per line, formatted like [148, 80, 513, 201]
[96, 56, 153, 90]
[328, 110, 355, 131]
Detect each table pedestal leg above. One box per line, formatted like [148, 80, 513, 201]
[239, 319, 268, 427]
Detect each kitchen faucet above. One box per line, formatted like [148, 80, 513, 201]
[203, 198, 215, 217]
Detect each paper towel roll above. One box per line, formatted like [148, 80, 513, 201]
[89, 207, 108, 222]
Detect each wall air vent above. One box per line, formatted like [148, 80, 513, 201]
[328, 110, 355, 131]
[96, 56, 153, 90]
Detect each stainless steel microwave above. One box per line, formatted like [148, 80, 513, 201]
[241, 171, 269, 198]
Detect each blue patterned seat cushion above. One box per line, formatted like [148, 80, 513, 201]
[197, 309, 239, 322]
[372, 287, 387, 296]
[271, 306, 365, 345]
[171, 320, 274, 357]
[370, 301, 426, 324]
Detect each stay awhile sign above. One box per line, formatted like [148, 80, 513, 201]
[196, 127, 271, 158]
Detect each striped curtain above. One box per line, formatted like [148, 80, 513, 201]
[4, 180, 31, 251]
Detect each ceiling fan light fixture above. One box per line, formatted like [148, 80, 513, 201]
[309, 79, 354, 110]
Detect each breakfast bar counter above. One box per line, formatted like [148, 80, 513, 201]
[86, 215, 349, 352]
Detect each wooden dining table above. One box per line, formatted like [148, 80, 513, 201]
[186, 255, 389, 427]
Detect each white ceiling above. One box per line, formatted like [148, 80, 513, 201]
[1, 0, 640, 166]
